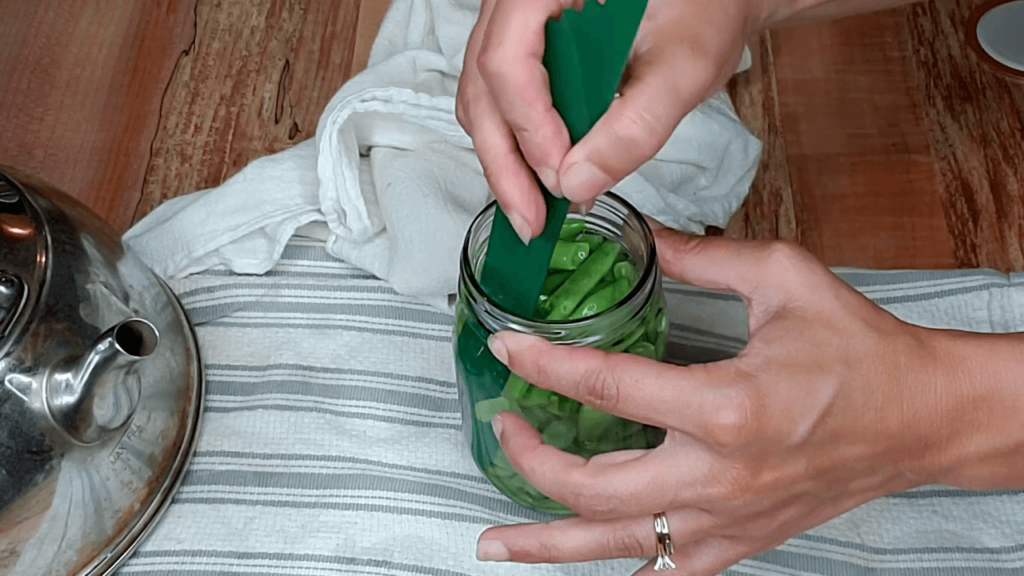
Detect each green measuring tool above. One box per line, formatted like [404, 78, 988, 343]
[477, 0, 649, 318]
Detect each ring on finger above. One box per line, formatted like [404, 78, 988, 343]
[653, 512, 675, 571]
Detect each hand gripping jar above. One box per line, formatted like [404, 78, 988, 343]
[453, 193, 668, 514]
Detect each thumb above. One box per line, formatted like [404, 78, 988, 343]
[652, 228, 816, 302]
[556, 48, 719, 203]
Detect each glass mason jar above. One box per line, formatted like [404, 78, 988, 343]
[452, 192, 668, 515]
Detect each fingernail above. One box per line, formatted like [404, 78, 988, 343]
[561, 161, 612, 201]
[579, 199, 596, 215]
[477, 539, 509, 562]
[491, 413, 504, 440]
[537, 167, 562, 197]
[487, 334, 509, 365]
[506, 211, 533, 246]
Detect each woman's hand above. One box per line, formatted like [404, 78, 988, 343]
[476, 229, 966, 574]
[455, 0, 766, 243]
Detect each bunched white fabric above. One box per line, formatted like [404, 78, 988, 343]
[122, 0, 762, 312]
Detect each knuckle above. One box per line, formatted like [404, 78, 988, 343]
[607, 108, 664, 162]
[575, 358, 622, 413]
[476, 43, 507, 84]
[705, 388, 758, 449]
[763, 240, 810, 273]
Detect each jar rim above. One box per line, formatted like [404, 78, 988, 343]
[459, 192, 659, 330]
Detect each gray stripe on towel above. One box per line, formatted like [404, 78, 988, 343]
[130, 550, 474, 576]
[183, 470, 518, 513]
[747, 547, 1022, 576]
[178, 282, 406, 300]
[279, 243, 353, 265]
[192, 451, 489, 485]
[203, 404, 460, 429]
[835, 269, 1008, 288]
[207, 379, 456, 413]
[186, 300, 451, 327]
[205, 363, 455, 391]
[869, 282, 1006, 307]
[796, 533, 1024, 556]
[197, 268, 376, 281]
[169, 498, 530, 527]
[204, 321, 452, 343]
[887, 487, 1024, 500]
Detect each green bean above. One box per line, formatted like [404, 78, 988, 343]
[518, 385, 556, 408]
[522, 406, 555, 430]
[646, 308, 666, 341]
[577, 405, 622, 443]
[608, 322, 647, 353]
[581, 276, 615, 300]
[577, 233, 605, 252]
[625, 429, 651, 450]
[542, 270, 573, 295]
[542, 420, 577, 449]
[613, 260, 638, 285]
[549, 241, 590, 270]
[502, 372, 531, 399]
[558, 219, 587, 239]
[545, 242, 622, 321]
[569, 277, 631, 320]
[537, 294, 549, 311]
[646, 426, 667, 447]
[627, 341, 657, 359]
[474, 396, 510, 422]
[655, 330, 668, 359]
[473, 227, 673, 514]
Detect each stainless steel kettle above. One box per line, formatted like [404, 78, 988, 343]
[0, 167, 203, 575]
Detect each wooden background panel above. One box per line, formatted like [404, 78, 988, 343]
[0, 0, 195, 231]
[727, 0, 1024, 272]
[134, 0, 365, 221]
[906, 0, 1024, 271]
[773, 6, 956, 270]
[1, 0, 1023, 273]
[725, 31, 800, 244]
[0, 0, 391, 230]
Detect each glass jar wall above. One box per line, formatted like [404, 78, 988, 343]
[453, 193, 668, 514]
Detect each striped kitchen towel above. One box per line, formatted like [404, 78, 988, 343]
[118, 238, 1024, 576]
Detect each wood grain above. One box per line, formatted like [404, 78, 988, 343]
[725, 31, 801, 246]
[726, 0, 1024, 272]
[134, 0, 364, 221]
[732, 5, 958, 270]
[0, 0, 195, 232]
[1, 0, 1023, 273]
[906, 0, 1024, 270]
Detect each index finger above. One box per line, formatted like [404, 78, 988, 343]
[487, 331, 746, 440]
[477, 0, 574, 191]
[492, 409, 694, 518]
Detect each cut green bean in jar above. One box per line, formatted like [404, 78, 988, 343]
[454, 203, 669, 515]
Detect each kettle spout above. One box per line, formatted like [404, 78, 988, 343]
[46, 318, 159, 444]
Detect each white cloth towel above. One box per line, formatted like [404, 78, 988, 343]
[117, 239, 1024, 576]
[124, 0, 762, 310]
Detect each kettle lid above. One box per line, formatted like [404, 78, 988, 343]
[0, 167, 204, 576]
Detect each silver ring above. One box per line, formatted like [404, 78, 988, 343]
[653, 512, 675, 571]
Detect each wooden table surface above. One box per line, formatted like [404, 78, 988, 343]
[0, 0, 1021, 272]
